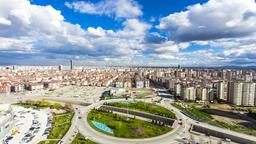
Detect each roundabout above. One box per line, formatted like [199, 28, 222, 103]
[1, 88, 256, 144]
[0, 94, 188, 144]
[77, 98, 187, 144]
[87, 106, 172, 138]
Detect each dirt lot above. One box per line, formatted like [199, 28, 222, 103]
[128, 88, 154, 98]
[186, 102, 256, 130]
[204, 104, 256, 130]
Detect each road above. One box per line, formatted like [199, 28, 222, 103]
[59, 106, 79, 144]
[75, 98, 186, 144]
[1, 86, 256, 144]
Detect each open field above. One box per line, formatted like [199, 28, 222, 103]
[107, 101, 176, 119]
[171, 102, 256, 136]
[8, 86, 105, 103]
[128, 88, 154, 98]
[71, 133, 96, 144]
[87, 109, 172, 138]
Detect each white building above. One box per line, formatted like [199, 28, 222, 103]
[196, 87, 208, 101]
[242, 83, 255, 106]
[229, 82, 243, 105]
[217, 81, 227, 100]
[144, 79, 150, 88]
[181, 86, 196, 101]
[228, 82, 256, 106]
[174, 83, 181, 97]
[166, 79, 175, 91]
[135, 80, 144, 88]
[115, 81, 124, 88]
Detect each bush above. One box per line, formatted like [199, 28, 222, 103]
[52, 102, 62, 109]
[108, 101, 177, 119]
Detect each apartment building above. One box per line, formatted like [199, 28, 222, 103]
[228, 81, 256, 106]
[217, 81, 228, 100]
[181, 85, 196, 101]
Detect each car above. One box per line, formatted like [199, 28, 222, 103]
[24, 136, 34, 143]
[33, 129, 39, 133]
[22, 137, 29, 142]
[6, 136, 13, 141]
[25, 133, 32, 137]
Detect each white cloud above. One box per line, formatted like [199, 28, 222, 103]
[65, 0, 142, 19]
[0, 0, 255, 66]
[148, 41, 190, 60]
[0, 37, 33, 51]
[0, 17, 11, 25]
[158, 0, 256, 41]
[87, 27, 107, 37]
[0, 0, 152, 63]
[117, 19, 151, 37]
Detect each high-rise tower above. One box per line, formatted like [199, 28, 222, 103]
[70, 60, 73, 70]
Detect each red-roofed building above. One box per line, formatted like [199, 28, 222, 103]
[0, 82, 11, 93]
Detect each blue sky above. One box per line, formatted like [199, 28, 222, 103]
[30, 0, 207, 30]
[0, 0, 256, 66]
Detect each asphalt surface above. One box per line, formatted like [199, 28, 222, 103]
[1, 87, 256, 144]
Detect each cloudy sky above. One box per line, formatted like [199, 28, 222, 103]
[0, 0, 256, 66]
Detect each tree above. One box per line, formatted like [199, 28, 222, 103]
[40, 100, 51, 107]
[52, 102, 62, 109]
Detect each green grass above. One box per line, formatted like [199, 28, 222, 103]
[71, 133, 95, 144]
[16, 100, 63, 109]
[107, 101, 176, 119]
[213, 120, 256, 136]
[48, 112, 74, 139]
[87, 109, 172, 138]
[171, 102, 212, 121]
[37, 140, 58, 144]
[171, 102, 256, 136]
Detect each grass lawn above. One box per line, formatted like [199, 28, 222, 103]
[87, 109, 172, 138]
[16, 100, 63, 109]
[107, 101, 176, 119]
[48, 112, 74, 139]
[171, 102, 256, 136]
[37, 140, 59, 144]
[171, 102, 212, 121]
[71, 133, 95, 144]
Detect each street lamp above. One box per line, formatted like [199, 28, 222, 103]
[126, 96, 129, 121]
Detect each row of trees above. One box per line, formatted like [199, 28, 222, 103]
[17, 100, 74, 112]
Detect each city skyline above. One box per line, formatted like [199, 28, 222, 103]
[1, 0, 256, 67]
[2, 1, 256, 143]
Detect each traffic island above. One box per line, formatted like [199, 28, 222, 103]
[87, 109, 172, 138]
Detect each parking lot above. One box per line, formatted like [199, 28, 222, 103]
[0, 106, 51, 144]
